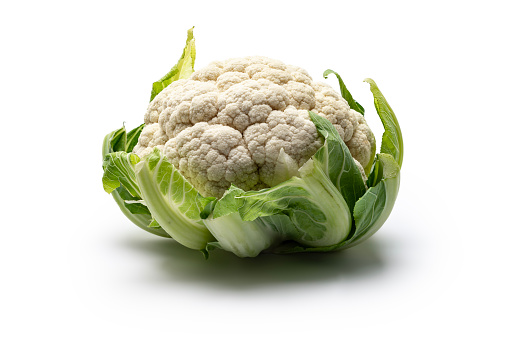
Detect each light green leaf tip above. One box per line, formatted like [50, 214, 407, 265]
[149, 27, 196, 102]
[364, 78, 403, 168]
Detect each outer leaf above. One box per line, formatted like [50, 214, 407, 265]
[323, 69, 365, 114]
[201, 186, 280, 257]
[135, 148, 214, 250]
[211, 186, 245, 219]
[101, 123, 143, 155]
[102, 152, 141, 196]
[125, 124, 144, 153]
[102, 127, 169, 238]
[204, 212, 276, 258]
[149, 27, 196, 102]
[109, 190, 155, 232]
[237, 173, 351, 247]
[124, 201, 151, 215]
[365, 78, 403, 167]
[309, 111, 366, 214]
[102, 127, 126, 155]
[115, 185, 137, 201]
[344, 153, 400, 248]
[115, 185, 150, 215]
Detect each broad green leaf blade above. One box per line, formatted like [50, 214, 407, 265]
[149, 27, 196, 102]
[365, 78, 403, 167]
[237, 172, 351, 248]
[125, 123, 144, 153]
[309, 111, 366, 214]
[323, 69, 365, 114]
[238, 181, 313, 221]
[102, 152, 141, 196]
[135, 148, 214, 250]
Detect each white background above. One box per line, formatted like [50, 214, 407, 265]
[1, 0, 507, 338]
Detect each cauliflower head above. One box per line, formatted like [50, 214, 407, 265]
[133, 56, 375, 198]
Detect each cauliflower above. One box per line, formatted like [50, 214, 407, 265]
[133, 56, 374, 198]
[102, 28, 403, 257]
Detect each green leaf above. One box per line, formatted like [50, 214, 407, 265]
[205, 242, 223, 253]
[135, 147, 214, 250]
[201, 186, 281, 257]
[309, 111, 366, 214]
[102, 123, 145, 156]
[345, 153, 400, 248]
[323, 69, 365, 114]
[102, 127, 126, 158]
[203, 211, 276, 258]
[237, 173, 351, 248]
[365, 78, 403, 167]
[274, 153, 400, 254]
[125, 124, 144, 153]
[367, 154, 384, 188]
[111, 189, 170, 238]
[102, 127, 169, 238]
[203, 170, 353, 256]
[199, 198, 217, 220]
[150, 27, 196, 102]
[148, 218, 161, 229]
[102, 152, 141, 196]
[238, 181, 329, 243]
[238, 182, 317, 222]
[211, 186, 245, 219]
[124, 201, 151, 215]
